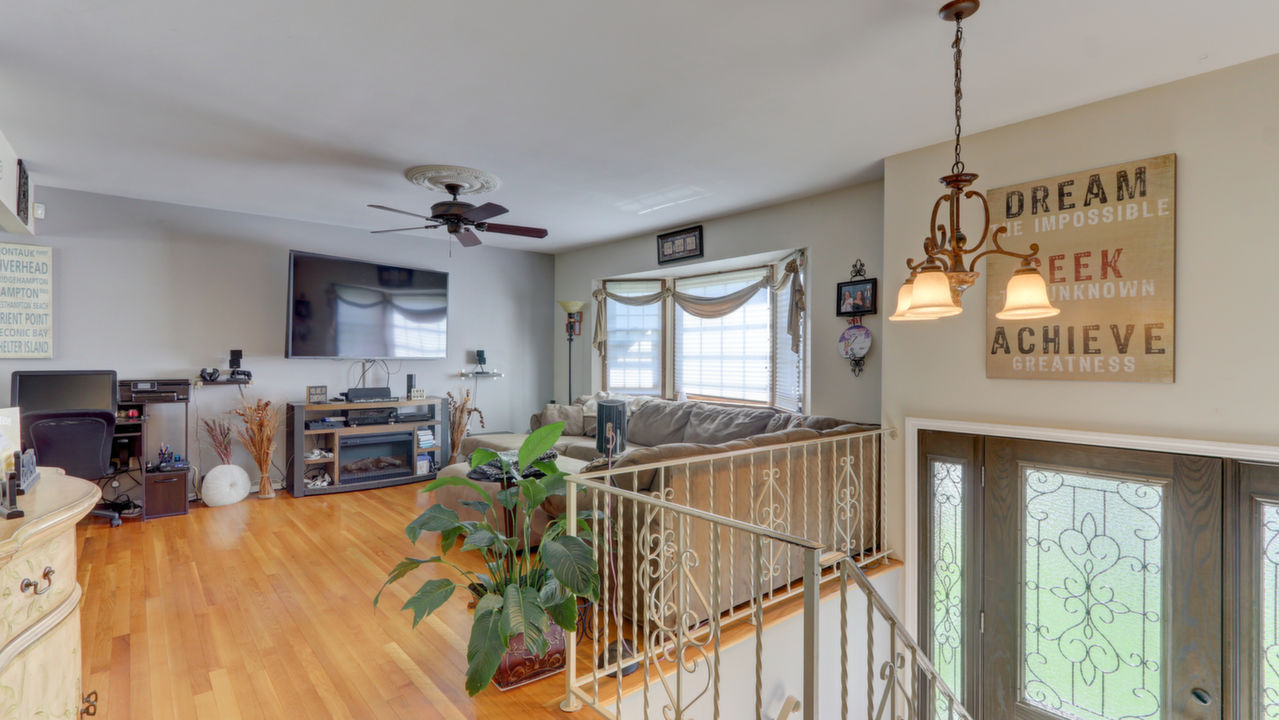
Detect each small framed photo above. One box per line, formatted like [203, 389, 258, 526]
[836, 278, 878, 317]
[306, 385, 329, 404]
[657, 225, 704, 265]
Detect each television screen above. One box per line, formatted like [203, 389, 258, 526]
[10, 370, 118, 414]
[287, 251, 448, 359]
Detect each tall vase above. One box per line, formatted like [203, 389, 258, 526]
[258, 472, 275, 499]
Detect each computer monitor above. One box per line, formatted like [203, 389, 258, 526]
[10, 370, 118, 415]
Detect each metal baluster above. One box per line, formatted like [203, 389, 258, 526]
[867, 569, 875, 720]
[841, 560, 849, 720]
[561, 478, 581, 712]
[675, 510, 685, 719]
[889, 621, 898, 720]
[614, 489, 624, 715]
[711, 523, 722, 720]
[801, 547, 819, 720]
[856, 436, 864, 562]
[592, 487, 602, 702]
[753, 534, 764, 720]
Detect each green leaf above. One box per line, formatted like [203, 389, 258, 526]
[541, 471, 568, 498]
[539, 576, 568, 606]
[518, 422, 563, 472]
[546, 595, 578, 632]
[518, 476, 548, 510]
[374, 556, 439, 607]
[501, 585, 549, 658]
[406, 505, 459, 543]
[465, 608, 506, 696]
[474, 592, 504, 617]
[469, 448, 499, 469]
[459, 499, 491, 515]
[496, 486, 520, 510]
[423, 476, 494, 507]
[541, 535, 600, 601]
[440, 525, 465, 553]
[401, 578, 455, 627]
[461, 528, 499, 552]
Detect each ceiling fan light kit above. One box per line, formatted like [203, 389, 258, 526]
[369, 165, 547, 247]
[890, 0, 1059, 323]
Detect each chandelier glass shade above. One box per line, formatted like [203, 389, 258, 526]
[890, 0, 1058, 323]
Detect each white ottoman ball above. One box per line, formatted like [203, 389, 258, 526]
[202, 464, 252, 506]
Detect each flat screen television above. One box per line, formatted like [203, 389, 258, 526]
[287, 250, 448, 359]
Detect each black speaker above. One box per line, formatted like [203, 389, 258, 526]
[475, 349, 487, 365]
[406, 373, 416, 396]
[229, 349, 243, 369]
[596, 399, 627, 456]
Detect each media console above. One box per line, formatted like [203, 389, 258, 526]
[284, 397, 449, 497]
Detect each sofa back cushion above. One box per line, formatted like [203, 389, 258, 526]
[626, 397, 694, 447]
[681, 402, 777, 445]
[531, 403, 585, 436]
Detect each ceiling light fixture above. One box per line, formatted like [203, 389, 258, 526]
[890, 0, 1059, 323]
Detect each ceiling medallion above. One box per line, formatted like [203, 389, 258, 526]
[889, 0, 1060, 323]
[404, 165, 502, 196]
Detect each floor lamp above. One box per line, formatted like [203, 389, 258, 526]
[557, 300, 584, 403]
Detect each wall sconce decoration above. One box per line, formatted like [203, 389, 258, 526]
[889, 0, 1059, 323]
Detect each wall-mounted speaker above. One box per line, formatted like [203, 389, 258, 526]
[229, 349, 243, 369]
[475, 349, 487, 365]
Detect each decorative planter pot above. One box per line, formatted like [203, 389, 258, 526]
[201, 464, 251, 506]
[493, 621, 567, 690]
[258, 473, 275, 499]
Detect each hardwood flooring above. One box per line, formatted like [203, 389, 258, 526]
[75, 483, 574, 719]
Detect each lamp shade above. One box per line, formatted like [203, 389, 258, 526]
[557, 300, 586, 314]
[904, 268, 962, 318]
[888, 278, 930, 322]
[996, 267, 1060, 320]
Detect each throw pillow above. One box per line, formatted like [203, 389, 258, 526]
[538, 403, 585, 436]
[681, 403, 776, 444]
[626, 398, 694, 447]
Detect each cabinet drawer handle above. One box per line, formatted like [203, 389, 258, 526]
[20, 566, 54, 595]
[81, 689, 99, 716]
[153, 477, 179, 484]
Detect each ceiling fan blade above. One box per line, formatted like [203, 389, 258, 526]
[461, 202, 508, 223]
[370, 224, 443, 234]
[455, 229, 483, 247]
[481, 222, 548, 239]
[368, 204, 433, 221]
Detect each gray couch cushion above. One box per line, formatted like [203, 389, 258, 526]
[535, 403, 585, 436]
[764, 413, 796, 434]
[682, 402, 777, 444]
[626, 398, 694, 447]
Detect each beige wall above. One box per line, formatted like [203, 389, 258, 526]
[881, 54, 1279, 552]
[553, 181, 884, 424]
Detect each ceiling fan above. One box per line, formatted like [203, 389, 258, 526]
[368, 182, 548, 247]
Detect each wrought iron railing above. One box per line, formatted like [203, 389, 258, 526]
[554, 428, 971, 720]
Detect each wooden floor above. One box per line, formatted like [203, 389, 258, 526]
[75, 483, 576, 720]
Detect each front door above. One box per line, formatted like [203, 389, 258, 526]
[981, 438, 1222, 720]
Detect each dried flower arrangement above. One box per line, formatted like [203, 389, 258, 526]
[446, 388, 486, 461]
[234, 398, 283, 498]
[202, 418, 235, 465]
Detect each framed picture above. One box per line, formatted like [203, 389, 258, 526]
[306, 385, 329, 404]
[657, 225, 704, 264]
[836, 278, 877, 317]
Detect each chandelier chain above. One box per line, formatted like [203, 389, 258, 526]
[952, 16, 965, 175]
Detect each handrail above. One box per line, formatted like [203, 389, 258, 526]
[570, 426, 888, 482]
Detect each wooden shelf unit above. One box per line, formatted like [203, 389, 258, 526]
[285, 397, 450, 497]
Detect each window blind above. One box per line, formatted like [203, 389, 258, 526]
[674, 268, 771, 404]
[603, 280, 664, 395]
[772, 277, 803, 411]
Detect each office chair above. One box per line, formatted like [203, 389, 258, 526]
[25, 409, 121, 527]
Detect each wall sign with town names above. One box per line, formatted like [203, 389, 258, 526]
[985, 154, 1175, 382]
[0, 242, 52, 358]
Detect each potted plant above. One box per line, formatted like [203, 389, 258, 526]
[376, 422, 600, 695]
[200, 418, 250, 506]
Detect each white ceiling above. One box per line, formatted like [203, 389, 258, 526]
[2, 1, 1277, 253]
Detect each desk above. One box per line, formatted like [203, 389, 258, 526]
[114, 379, 190, 519]
[0, 469, 98, 716]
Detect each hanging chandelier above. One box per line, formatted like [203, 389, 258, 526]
[889, 0, 1059, 322]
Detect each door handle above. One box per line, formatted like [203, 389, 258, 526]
[1190, 687, 1212, 706]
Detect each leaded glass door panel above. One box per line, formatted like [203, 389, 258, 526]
[1234, 462, 1279, 720]
[982, 438, 1222, 720]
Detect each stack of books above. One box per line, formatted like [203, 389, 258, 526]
[416, 428, 435, 449]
